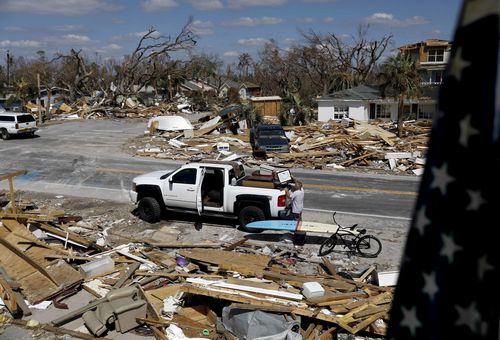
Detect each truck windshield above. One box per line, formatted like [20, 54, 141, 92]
[259, 130, 285, 137]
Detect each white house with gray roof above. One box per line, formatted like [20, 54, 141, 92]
[316, 85, 439, 122]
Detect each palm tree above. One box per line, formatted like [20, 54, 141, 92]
[380, 53, 421, 137]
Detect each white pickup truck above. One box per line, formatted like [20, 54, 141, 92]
[129, 160, 291, 229]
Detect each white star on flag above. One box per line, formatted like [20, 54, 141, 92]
[449, 47, 471, 82]
[400, 306, 421, 337]
[440, 233, 463, 263]
[431, 163, 454, 195]
[477, 255, 494, 280]
[455, 302, 481, 332]
[459, 115, 480, 147]
[422, 272, 439, 300]
[414, 207, 430, 236]
[466, 190, 485, 210]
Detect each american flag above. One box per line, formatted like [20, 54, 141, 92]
[388, 1, 500, 339]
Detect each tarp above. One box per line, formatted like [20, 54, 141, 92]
[222, 307, 302, 340]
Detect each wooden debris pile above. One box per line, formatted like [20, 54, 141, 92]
[134, 117, 432, 176]
[1, 172, 394, 339]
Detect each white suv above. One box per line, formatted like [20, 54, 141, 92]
[0, 112, 38, 140]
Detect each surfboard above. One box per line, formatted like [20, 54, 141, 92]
[245, 220, 298, 231]
[245, 220, 340, 234]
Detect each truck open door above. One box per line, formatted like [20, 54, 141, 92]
[196, 167, 205, 215]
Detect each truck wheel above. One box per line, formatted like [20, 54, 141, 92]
[0, 129, 10, 140]
[238, 206, 265, 233]
[138, 197, 162, 223]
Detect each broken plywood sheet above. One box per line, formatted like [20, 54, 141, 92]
[178, 248, 270, 276]
[352, 120, 396, 139]
[0, 220, 83, 303]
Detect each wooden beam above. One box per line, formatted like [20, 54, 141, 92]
[0, 276, 18, 314]
[0, 170, 27, 182]
[114, 262, 141, 288]
[339, 151, 381, 166]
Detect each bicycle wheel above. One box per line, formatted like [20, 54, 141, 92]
[318, 235, 338, 256]
[356, 235, 382, 258]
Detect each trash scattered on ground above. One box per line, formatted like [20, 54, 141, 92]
[0, 171, 399, 339]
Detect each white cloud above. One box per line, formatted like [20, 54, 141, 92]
[141, 0, 177, 11]
[189, 20, 214, 36]
[365, 12, 429, 27]
[228, 0, 286, 8]
[0, 0, 122, 16]
[111, 31, 161, 41]
[222, 16, 283, 27]
[3, 26, 29, 32]
[187, 0, 223, 10]
[46, 34, 93, 45]
[0, 39, 42, 48]
[106, 43, 122, 50]
[223, 51, 239, 57]
[300, 17, 314, 23]
[324, 17, 334, 23]
[238, 38, 271, 46]
[51, 25, 87, 32]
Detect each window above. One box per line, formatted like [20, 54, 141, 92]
[428, 49, 444, 62]
[369, 104, 390, 119]
[417, 105, 437, 119]
[431, 70, 444, 84]
[0, 116, 15, 122]
[17, 115, 35, 123]
[332, 105, 348, 120]
[172, 168, 197, 184]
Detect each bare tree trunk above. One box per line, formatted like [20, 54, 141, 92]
[397, 94, 405, 138]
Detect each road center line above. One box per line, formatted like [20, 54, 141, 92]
[303, 207, 412, 221]
[96, 167, 417, 196]
[304, 183, 416, 196]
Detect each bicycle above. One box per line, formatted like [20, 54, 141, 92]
[318, 212, 382, 258]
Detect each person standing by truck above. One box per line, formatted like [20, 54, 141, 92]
[285, 179, 304, 221]
[285, 179, 306, 245]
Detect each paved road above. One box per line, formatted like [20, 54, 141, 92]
[0, 119, 420, 221]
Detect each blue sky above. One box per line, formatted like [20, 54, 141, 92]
[0, 0, 462, 64]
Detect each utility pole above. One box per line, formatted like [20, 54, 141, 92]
[37, 73, 42, 125]
[6, 50, 11, 86]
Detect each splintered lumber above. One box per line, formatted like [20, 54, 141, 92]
[334, 291, 392, 334]
[223, 238, 247, 251]
[0, 276, 18, 314]
[297, 135, 344, 151]
[307, 291, 368, 305]
[114, 262, 140, 288]
[269, 150, 339, 160]
[0, 219, 83, 304]
[187, 278, 303, 300]
[321, 257, 337, 275]
[339, 151, 381, 166]
[0, 169, 27, 215]
[36, 223, 94, 248]
[178, 249, 270, 276]
[147, 242, 221, 248]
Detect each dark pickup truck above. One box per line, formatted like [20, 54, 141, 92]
[249, 124, 290, 157]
